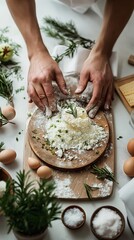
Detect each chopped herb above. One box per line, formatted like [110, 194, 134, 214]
[15, 86, 25, 93]
[66, 103, 77, 118]
[27, 113, 32, 117]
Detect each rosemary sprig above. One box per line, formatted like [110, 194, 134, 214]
[0, 70, 13, 105]
[0, 108, 15, 127]
[66, 103, 77, 118]
[90, 164, 117, 183]
[84, 183, 99, 199]
[42, 17, 95, 63]
[0, 142, 5, 152]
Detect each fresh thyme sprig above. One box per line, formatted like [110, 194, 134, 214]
[0, 108, 15, 127]
[42, 17, 95, 63]
[66, 103, 77, 118]
[90, 164, 117, 183]
[84, 183, 99, 199]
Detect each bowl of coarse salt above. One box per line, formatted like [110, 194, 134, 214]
[61, 205, 86, 230]
[90, 205, 125, 240]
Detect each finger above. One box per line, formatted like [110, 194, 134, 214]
[28, 84, 45, 111]
[42, 79, 57, 111]
[88, 100, 102, 118]
[75, 72, 89, 94]
[55, 71, 68, 95]
[104, 82, 114, 110]
[86, 81, 103, 112]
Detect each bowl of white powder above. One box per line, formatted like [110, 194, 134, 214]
[90, 205, 125, 239]
[61, 205, 86, 230]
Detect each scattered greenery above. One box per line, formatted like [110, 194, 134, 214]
[0, 27, 22, 105]
[0, 70, 13, 105]
[84, 183, 99, 199]
[66, 103, 77, 118]
[0, 170, 61, 235]
[0, 27, 21, 57]
[90, 164, 117, 183]
[42, 17, 95, 63]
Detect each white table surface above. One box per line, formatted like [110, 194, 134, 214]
[0, 0, 134, 239]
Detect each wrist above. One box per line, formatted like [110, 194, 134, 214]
[91, 41, 112, 59]
[27, 41, 49, 60]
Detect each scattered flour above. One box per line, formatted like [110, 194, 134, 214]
[54, 177, 76, 198]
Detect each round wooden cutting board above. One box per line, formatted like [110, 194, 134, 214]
[27, 108, 109, 171]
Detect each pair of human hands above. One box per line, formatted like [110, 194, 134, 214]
[27, 49, 113, 118]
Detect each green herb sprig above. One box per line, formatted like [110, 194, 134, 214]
[0, 27, 22, 105]
[42, 17, 95, 63]
[84, 183, 99, 199]
[90, 164, 117, 183]
[0, 70, 13, 105]
[66, 103, 77, 118]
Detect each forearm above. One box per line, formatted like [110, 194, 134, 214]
[6, 0, 48, 59]
[95, 0, 134, 57]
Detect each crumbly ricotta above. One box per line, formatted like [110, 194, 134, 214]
[45, 100, 107, 157]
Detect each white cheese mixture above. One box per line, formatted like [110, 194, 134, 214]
[45, 101, 107, 157]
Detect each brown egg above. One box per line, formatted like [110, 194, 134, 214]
[0, 149, 16, 165]
[1, 105, 16, 120]
[127, 138, 134, 156]
[37, 166, 52, 179]
[28, 157, 41, 169]
[123, 157, 134, 177]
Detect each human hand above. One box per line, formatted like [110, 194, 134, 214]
[27, 50, 67, 111]
[75, 49, 114, 118]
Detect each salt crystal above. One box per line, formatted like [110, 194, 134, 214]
[92, 208, 122, 238]
[63, 207, 84, 227]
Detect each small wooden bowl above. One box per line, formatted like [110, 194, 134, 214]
[90, 205, 125, 240]
[0, 167, 12, 215]
[0, 167, 12, 182]
[61, 205, 86, 230]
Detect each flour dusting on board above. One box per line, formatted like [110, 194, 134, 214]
[54, 177, 77, 198]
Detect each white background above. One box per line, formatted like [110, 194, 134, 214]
[0, 0, 134, 239]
